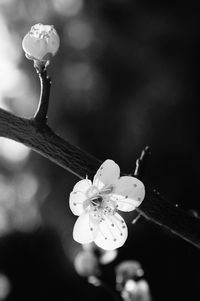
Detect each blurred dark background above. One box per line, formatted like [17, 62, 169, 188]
[0, 0, 200, 300]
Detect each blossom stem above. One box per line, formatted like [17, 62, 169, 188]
[34, 66, 51, 124]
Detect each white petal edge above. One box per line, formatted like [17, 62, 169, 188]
[69, 191, 86, 216]
[94, 213, 128, 250]
[72, 179, 92, 193]
[93, 159, 120, 190]
[69, 179, 92, 216]
[73, 212, 97, 244]
[111, 176, 145, 211]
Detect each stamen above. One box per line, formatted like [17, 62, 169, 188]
[90, 196, 103, 207]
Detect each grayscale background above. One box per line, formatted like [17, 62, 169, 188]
[0, 1, 199, 300]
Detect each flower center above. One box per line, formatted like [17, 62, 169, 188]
[89, 192, 118, 223]
[91, 196, 103, 207]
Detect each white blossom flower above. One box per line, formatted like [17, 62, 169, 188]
[22, 23, 60, 65]
[69, 160, 145, 250]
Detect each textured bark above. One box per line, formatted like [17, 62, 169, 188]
[138, 189, 200, 248]
[0, 108, 101, 178]
[0, 108, 200, 249]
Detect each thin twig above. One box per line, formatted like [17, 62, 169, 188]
[134, 146, 151, 180]
[34, 67, 51, 124]
[133, 146, 151, 223]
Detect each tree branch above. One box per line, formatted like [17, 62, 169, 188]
[1, 67, 200, 249]
[0, 108, 100, 178]
[0, 108, 200, 249]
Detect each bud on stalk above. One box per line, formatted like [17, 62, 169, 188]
[22, 23, 60, 70]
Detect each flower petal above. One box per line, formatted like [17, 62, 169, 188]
[69, 191, 86, 216]
[69, 179, 92, 216]
[94, 213, 128, 250]
[73, 212, 98, 244]
[73, 179, 92, 193]
[111, 176, 145, 211]
[93, 160, 120, 190]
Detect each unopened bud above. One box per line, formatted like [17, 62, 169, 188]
[22, 23, 60, 68]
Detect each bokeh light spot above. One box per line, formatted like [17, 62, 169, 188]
[52, 0, 83, 17]
[0, 138, 30, 163]
[64, 62, 94, 91]
[0, 208, 8, 235]
[65, 19, 93, 50]
[0, 274, 11, 300]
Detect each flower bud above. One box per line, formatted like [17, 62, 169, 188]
[22, 23, 60, 67]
